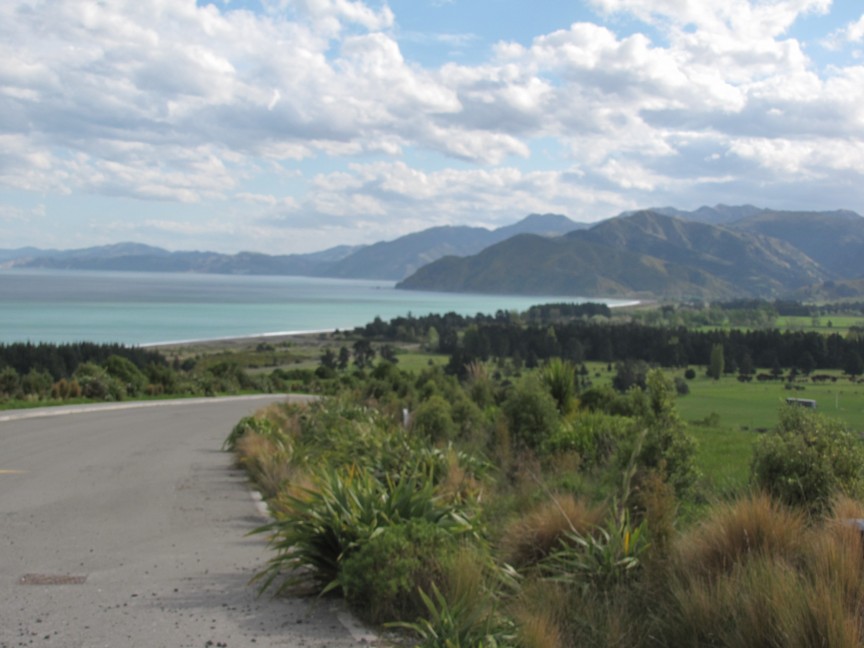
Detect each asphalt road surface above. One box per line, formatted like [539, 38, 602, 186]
[0, 397, 375, 648]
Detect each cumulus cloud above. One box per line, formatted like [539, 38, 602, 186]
[0, 0, 862, 253]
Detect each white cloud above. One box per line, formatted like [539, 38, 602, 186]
[0, 0, 863, 253]
[0, 203, 45, 223]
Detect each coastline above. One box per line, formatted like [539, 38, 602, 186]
[141, 298, 644, 353]
[140, 328, 337, 350]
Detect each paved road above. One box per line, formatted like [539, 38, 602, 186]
[0, 397, 372, 648]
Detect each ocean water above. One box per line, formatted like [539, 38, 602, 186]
[0, 269, 630, 346]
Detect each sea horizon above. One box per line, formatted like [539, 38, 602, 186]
[0, 268, 637, 346]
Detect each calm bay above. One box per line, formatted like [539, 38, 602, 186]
[0, 269, 631, 346]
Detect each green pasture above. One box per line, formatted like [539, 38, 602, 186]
[775, 315, 864, 333]
[577, 361, 864, 493]
[677, 373, 864, 494]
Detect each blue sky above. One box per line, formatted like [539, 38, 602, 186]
[2, 0, 864, 254]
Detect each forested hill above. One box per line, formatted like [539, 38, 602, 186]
[397, 209, 862, 300]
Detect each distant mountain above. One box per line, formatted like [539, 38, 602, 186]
[729, 210, 864, 278]
[1, 213, 585, 280]
[575, 211, 827, 295]
[6, 244, 341, 276]
[319, 213, 585, 280]
[397, 231, 735, 299]
[397, 210, 851, 299]
[642, 204, 766, 226]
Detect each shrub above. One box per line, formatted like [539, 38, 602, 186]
[339, 519, 457, 624]
[0, 366, 20, 398]
[223, 415, 286, 452]
[103, 355, 148, 396]
[254, 467, 476, 595]
[393, 546, 514, 648]
[628, 370, 699, 498]
[751, 406, 864, 513]
[502, 377, 560, 451]
[542, 507, 650, 594]
[74, 362, 125, 400]
[544, 412, 634, 468]
[411, 395, 456, 444]
[21, 368, 53, 398]
[541, 358, 576, 414]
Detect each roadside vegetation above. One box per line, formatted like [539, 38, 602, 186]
[7, 297, 864, 643]
[222, 298, 864, 647]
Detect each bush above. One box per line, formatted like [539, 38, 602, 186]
[223, 415, 286, 452]
[340, 519, 457, 624]
[103, 355, 148, 396]
[751, 406, 864, 514]
[544, 412, 634, 468]
[411, 395, 456, 444]
[631, 371, 700, 498]
[73, 362, 125, 400]
[502, 378, 560, 451]
[541, 358, 576, 414]
[254, 467, 476, 595]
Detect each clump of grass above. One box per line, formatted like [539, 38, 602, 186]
[499, 494, 605, 568]
[654, 492, 864, 647]
[673, 492, 806, 581]
[234, 432, 295, 500]
[393, 545, 515, 648]
[511, 579, 568, 648]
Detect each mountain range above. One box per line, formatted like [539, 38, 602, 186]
[0, 213, 582, 281]
[398, 206, 864, 299]
[3, 206, 864, 300]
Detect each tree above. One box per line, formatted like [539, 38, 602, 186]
[707, 343, 724, 380]
[338, 346, 351, 370]
[844, 351, 864, 378]
[320, 348, 337, 370]
[352, 339, 375, 369]
[798, 351, 816, 375]
[738, 352, 754, 376]
[0, 366, 20, 398]
[612, 359, 648, 392]
[379, 344, 398, 364]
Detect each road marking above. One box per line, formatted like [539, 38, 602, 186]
[0, 469, 27, 475]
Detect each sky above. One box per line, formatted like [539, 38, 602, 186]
[2, 0, 864, 255]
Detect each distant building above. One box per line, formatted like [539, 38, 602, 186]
[786, 398, 817, 409]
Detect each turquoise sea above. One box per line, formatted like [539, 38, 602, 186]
[0, 269, 632, 346]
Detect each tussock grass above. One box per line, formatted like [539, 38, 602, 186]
[656, 492, 864, 647]
[511, 580, 567, 648]
[234, 432, 295, 500]
[499, 494, 605, 568]
[672, 492, 806, 580]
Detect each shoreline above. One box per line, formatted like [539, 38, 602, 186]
[141, 328, 339, 351]
[140, 299, 644, 352]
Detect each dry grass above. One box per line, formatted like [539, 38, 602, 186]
[235, 432, 295, 500]
[656, 492, 864, 647]
[512, 580, 567, 648]
[499, 493, 606, 568]
[673, 492, 806, 581]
